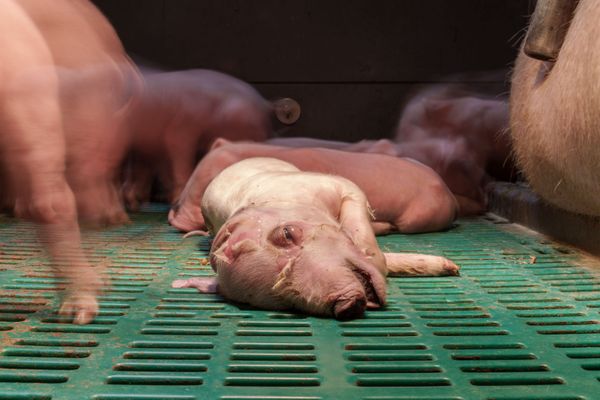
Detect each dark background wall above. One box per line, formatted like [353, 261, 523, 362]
[92, 0, 534, 141]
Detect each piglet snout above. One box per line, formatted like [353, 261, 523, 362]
[333, 295, 367, 320]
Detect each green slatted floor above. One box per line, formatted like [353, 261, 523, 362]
[0, 206, 599, 400]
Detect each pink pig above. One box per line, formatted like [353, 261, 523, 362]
[173, 157, 459, 319]
[121, 69, 271, 210]
[0, 0, 137, 323]
[169, 139, 459, 235]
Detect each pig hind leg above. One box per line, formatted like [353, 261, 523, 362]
[384, 253, 459, 276]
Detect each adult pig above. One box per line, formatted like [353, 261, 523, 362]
[0, 0, 103, 324]
[172, 158, 459, 319]
[121, 69, 271, 210]
[169, 139, 458, 235]
[510, 0, 600, 216]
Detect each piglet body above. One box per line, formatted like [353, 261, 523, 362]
[173, 157, 459, 319]
[122, 69, 271, 209]
[169, 140, 458, 235]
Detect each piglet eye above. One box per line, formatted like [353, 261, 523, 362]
[270, 224, 302, 247]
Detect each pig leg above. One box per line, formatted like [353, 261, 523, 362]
[164, 125, 198, 204]
[172, 277, 218, 293]
[63, 66, 130, 226]
[0, 8, 100, 323]
[337, 182, 387, 272]
[384, 253, 460, 276]
[122, 155, 154, 211]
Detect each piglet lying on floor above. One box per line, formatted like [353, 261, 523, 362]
[172, 157, 459, 319]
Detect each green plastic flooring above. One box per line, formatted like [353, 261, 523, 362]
[0, 205, 599, 400]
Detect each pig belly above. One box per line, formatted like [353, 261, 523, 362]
[510, 0, 600, 216]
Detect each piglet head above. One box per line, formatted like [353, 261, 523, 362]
[208, 206, 387, 319]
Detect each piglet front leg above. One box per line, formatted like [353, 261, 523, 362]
[384, 253, 460, 276]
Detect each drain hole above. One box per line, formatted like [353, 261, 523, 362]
[471, 377, 563, 386]
[146, 319, 220, 326]
[224, 377, 320, 386]
[0, 393, 51, 400]
[444, 343, 524, 350]
[345, 344, 427, 351]
[31, 326, 111, 334]
[237, 321, 310, 328]
[15, 339, 98, 347]
[106, 374, 202, 385]
[555, 341, 600, 348]
[236, 329, 312, 337]
[0, 372, 68, 383]
[233, 343, 314, 351]
[351, 365, 442, 373]
[230, 353, 316, 361]
[114, 362, 207, 372]
[338, 321, 411, 328]
[355, 377, 451, 387]
[141, 328, 218, 335]
[427, 322, 499, 328]
[452, 353, 536, 361]
[460, 364, 549, 373]
[565, 351, 600, 359]
[527, 320, 598, 326]
[537, 328, 600, 335]
[2, 348, 90, 358]
[433, 330, 508, 336]
[93, 395, 195, 400]
[123, 351, 211, 360]
[341, 330, 418, 337]
[347, 353, 433, 362]
[129, 341, 214, 349]
[227, 364, 318, 373]
[40, 316, 117, 325]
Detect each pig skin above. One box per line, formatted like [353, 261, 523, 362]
[172, 157, 459, 319]
[169, 139, 458, 235]
[510, 0, 600, 216]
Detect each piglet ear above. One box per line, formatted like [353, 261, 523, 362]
[172, 277, 218, 293]
[209, 137, 232, 151]
[213, 237, 259, 265]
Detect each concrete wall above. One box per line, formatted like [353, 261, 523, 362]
[92, 0, 533, 140]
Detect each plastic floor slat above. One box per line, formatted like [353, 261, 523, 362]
[0, 207, 598, 400]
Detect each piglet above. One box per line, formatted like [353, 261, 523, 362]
[169, 140, 458, 235]
[121, 69, 271, 210]
[173, 158, 459, 319]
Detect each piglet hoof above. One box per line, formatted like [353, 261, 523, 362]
[441, 258, 460, 276]
[59, 293, 99, 325]
[172, 277, 218, 293]
[384, 252, 461, 277]
[182, 230, 210, 239]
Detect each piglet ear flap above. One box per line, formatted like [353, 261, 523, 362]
[209, 137, 232, 151]
[213, 237, 259, 266]
[172, 277, 218, 293]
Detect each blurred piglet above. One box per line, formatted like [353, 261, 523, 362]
[395, 85, 513, 182]
[267, 136, 488, 215]
[121, 69, 271, 209]
[172, 158, 459, 319]
[17, 0, 142, 226]
[0, 0, 139, 323]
